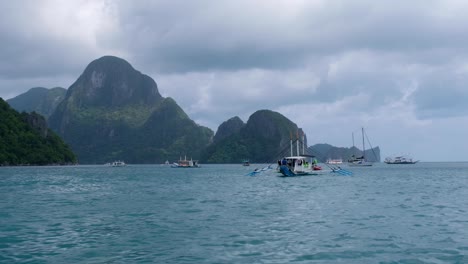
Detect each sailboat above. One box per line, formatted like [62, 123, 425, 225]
[348, 127, 373, 167]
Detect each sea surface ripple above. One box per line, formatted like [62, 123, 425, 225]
[1, 163, 468, 263]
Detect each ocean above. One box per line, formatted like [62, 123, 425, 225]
[1, 163, 468, 263]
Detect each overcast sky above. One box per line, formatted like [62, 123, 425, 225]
[2, 0, 468, 161]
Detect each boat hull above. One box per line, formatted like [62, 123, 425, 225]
[384, 161, 418, 164]
[171, 159, 200, 168]
[348, 158, 373, 166]
[326, 159, 343, 165]
[348, 163, 373, 167]
[278, 165, 325, 177]
[384, 156, 419, 164]
[171, 164, 200, 168]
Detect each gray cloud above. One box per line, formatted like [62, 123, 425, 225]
[2, 0, 468, 161]
[110, 1, 468, 72]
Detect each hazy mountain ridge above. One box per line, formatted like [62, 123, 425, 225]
[309, 143, 381, 162]
[7, 87, 66, 119]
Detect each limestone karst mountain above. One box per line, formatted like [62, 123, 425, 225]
[48, 56, 213, 164]
[202, 110, 306, 163]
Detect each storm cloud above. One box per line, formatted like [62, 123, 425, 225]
[2, 0, 468, 161]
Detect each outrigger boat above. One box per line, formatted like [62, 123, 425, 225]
[278, 155, 327, 177]
[277, 155, 352, 177]
[246, 131, 353, 177]
[276, 133, 352, 177]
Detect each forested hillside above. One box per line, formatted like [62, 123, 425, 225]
[0, 98, 76, 165]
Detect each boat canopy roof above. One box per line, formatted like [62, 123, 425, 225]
[283, 155, 315, 160]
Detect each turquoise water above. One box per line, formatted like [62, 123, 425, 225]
[1, 163, 468, 263]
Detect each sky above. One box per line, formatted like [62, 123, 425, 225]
[2, 0, 468, 161]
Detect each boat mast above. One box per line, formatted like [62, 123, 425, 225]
[290, 132, 293, 156]
[302, 133, 305, 155]
[296, 131, 300, 156]
[362, 127, 365, 160]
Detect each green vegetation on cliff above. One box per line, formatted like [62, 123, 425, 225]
[12, 56, 380, 165]
[48, 56, 213, 164]
[202, 110, 304, 163]
[0, 98, 76, 165]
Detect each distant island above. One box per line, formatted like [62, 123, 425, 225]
[308, 143, 380, 163]
[5, 55, 380, 164]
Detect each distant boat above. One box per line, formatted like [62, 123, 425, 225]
[171, 156, 200, 168]
[326, 158, 343, 164]
[242, 159, 250, 166]
[348, 155, 372, 167]
[110, 160, 126, 167]
[384, 155, 419, 164]
[348, 127, 374, 167]
[164, 160, 170, 165]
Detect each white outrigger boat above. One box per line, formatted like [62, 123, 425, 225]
[276, 133, 352, 177]
[278, 155, 328, 177]
[246, 132, 353, 177]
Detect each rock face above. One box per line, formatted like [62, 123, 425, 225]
[65, 56, 162, 108]
[48, 56, 213, 164]
[0, 98, 76, 165]
[7, 87, 66, 118]
[202, 110, 306, 163]
[213, 116, 245, 144]
[23, 111, 49, 138]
